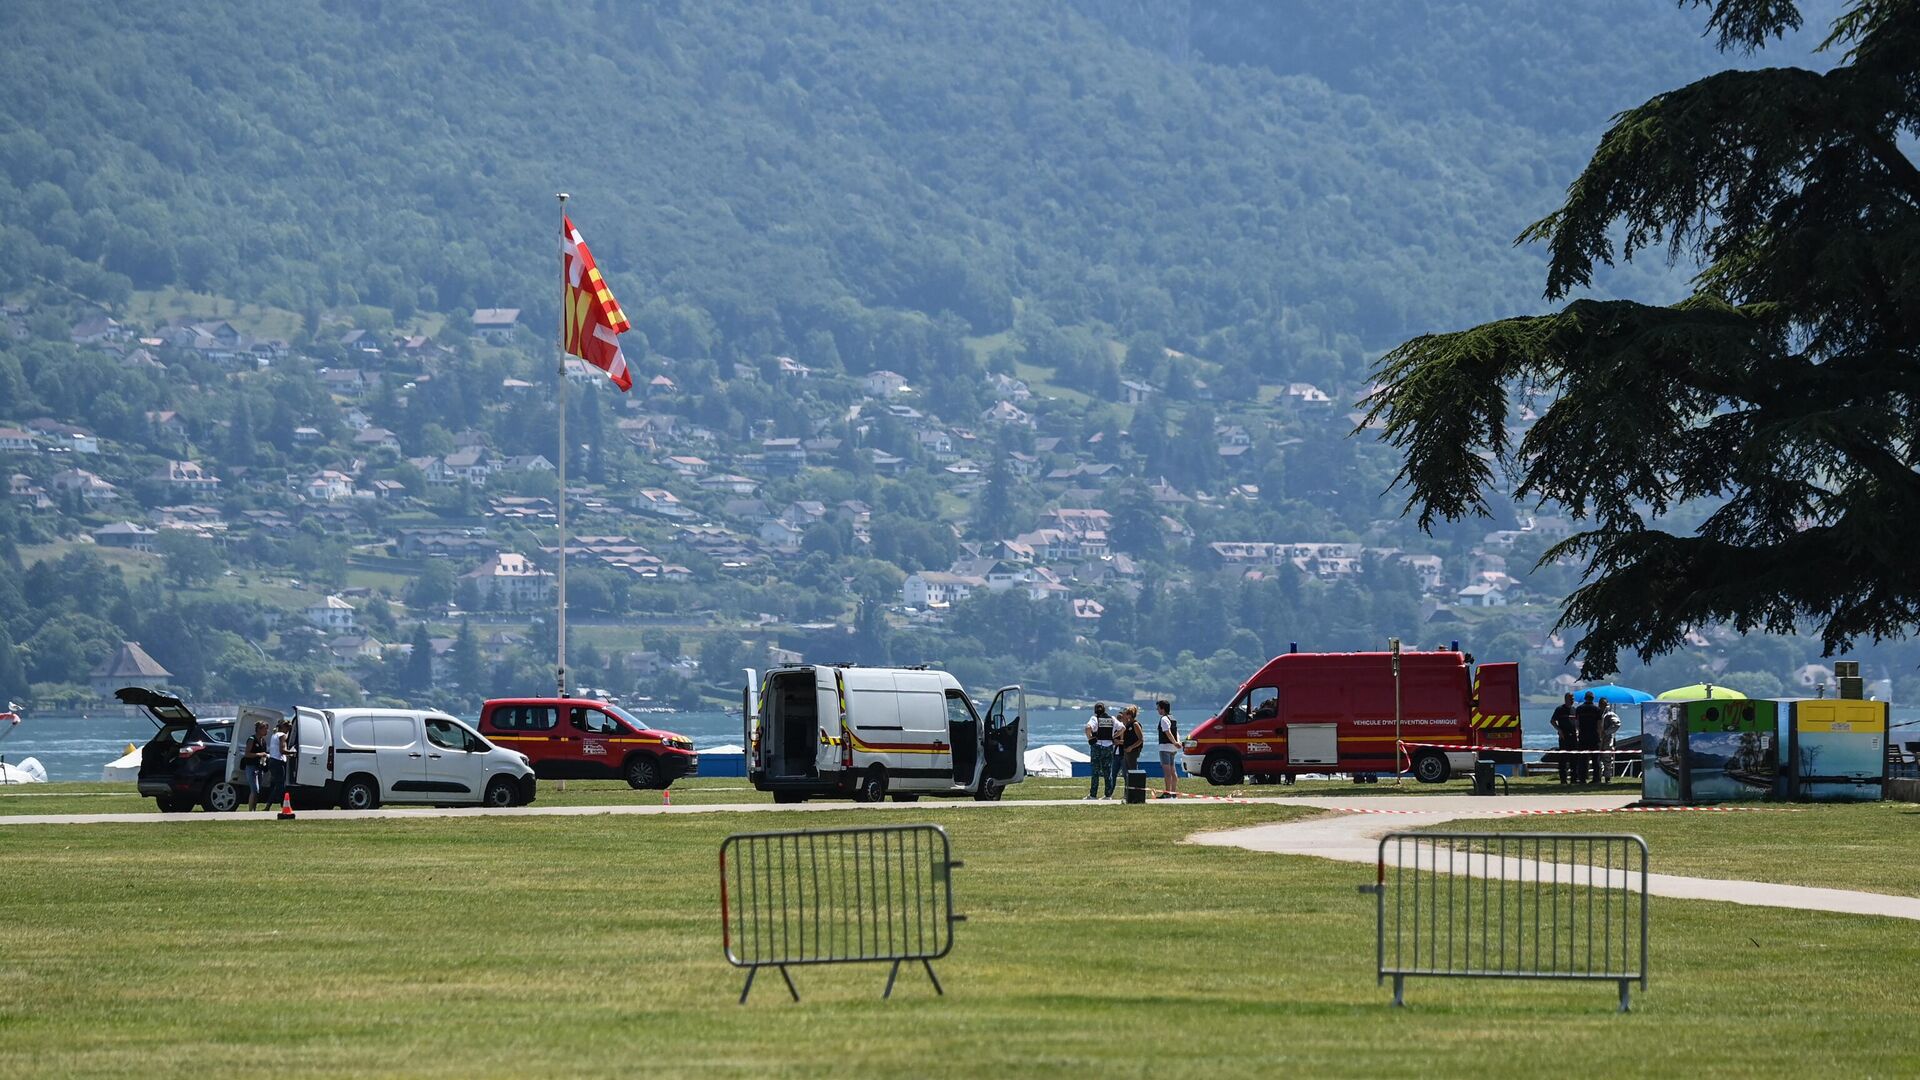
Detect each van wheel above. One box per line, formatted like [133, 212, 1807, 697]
[203, 780, 241, 813]
[340, 776, 380, 810]
[1203, 752, 1243, 787]
[624, 755, 660, 790]
[855, 767, 887, 804]
[974, 780, 1004, 802]
[1413, 752, 1451, 784]
[483, 777, 517, 808]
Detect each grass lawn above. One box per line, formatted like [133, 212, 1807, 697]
[126, 287, 306, 341]
[1428, 800, 1920, 899]
[16, 543, 160, 581]
[2, 802, 1918, 1077]
[0, 774, 1632, 818]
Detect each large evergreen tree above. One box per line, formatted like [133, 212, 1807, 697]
[1365, 0, 1920, 675]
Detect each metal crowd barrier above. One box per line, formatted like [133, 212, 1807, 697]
[1361, 832, 1648, 1011]
[720, 823, 964, 1003]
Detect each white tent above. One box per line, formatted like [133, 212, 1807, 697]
[1023, 743, 1089, 778]
[0, 756, 47, 784]
[102, 744, 144, 782]
[701, 744, 745, 756]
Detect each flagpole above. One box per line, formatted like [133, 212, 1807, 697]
[555, 192, 570, 699]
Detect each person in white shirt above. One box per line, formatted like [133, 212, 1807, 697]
[1156, 700, 1180, 798]
[1084, 703, 1118, 800]
[266, 719, 290, 806]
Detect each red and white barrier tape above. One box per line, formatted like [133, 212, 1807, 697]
[1398, 740, 1639, 756]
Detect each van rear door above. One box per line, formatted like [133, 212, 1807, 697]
[291, 707, 331, 790]
[742, 668, 760, 777]
[229, 706, 283, 786]
[983, 685, 1026, 786]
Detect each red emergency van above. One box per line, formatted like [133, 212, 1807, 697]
[1180, 648, 1521, 785]
[476, 697, 697, 788]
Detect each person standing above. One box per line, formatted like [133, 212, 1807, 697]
[1598, 703, 1622, 784]
[1117, 705, 1145, 798]
[1085, 703, 1118, 801]
[1549, 692, 1577, 783]
[1155, 699, 1180, 798]
[242, 719, 270, 811]
[1573, 692, 1604, 784]
[265, 718, 290, 806]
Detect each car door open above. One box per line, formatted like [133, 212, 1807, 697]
[983, 685, 1026, 787]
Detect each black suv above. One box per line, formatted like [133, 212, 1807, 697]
[121, 686, 252, 813]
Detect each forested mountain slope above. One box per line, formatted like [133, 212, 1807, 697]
[0, 0, 1800, 389]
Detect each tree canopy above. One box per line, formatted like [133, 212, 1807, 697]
[1365, 0, 1919, 675]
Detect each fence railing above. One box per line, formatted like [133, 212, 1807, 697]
[720, 822, 964, 1003]
[1362, 831, 1648, 1012]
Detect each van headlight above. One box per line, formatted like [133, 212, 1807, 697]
[1182, 740, 1197, 751]
[517, 753, 532, 768]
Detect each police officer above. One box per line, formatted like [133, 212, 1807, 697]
[1085, 703, 1119, 800]
[1549, 692, 1577, 783]
[1573, 691, 1604, 784]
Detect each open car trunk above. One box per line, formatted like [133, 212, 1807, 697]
[117, 686, 208, 776]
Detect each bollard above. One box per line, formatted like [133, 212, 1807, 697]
[1471, 757, 1496, 796]
[1124, 768, 1148, 804]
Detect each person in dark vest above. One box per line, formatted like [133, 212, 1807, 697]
[1117, 705, 1145, 798]
[1085, 703, 1118, 800]
[1549, 692, 1577, 783]
[1573, 691, 1604, 784]
[1155, 699, 1180, 798]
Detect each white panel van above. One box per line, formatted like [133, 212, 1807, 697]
[291, 707, 537, 809]
[744, 664, 1026, 803]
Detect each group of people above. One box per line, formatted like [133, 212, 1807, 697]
[240, 717, 291, 810]
[1084, 700, 1180, 800]
[1549, 691, 1622, 784]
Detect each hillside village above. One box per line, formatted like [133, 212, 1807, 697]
[0, 296, 1868, 711]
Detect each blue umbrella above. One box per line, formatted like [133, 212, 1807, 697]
[1582, 684, 1654, 705]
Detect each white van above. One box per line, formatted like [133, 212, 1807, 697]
[744, 664, 1026, 803]
[289, 707, 537, 810]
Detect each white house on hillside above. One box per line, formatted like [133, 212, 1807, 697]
[902, 571, 983, 608]
[304, 595, 357, 631]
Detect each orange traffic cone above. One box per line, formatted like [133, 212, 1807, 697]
[662, 786, 672, 807]
[277, 791, 296, 820]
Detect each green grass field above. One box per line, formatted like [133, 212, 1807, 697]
[1431, 801, 1920, 899]
[3, 793, 1919, 1077]
[0, 774, 1628, 818]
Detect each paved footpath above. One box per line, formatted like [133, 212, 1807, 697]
[1189, 793, 1920, 923]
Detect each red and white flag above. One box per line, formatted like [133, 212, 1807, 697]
[560, 215, 633, 391]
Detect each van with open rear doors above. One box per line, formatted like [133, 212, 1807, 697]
[744, 664, 1027, 803]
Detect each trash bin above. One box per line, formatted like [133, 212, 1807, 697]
[1471, 757, 1496, 796]
[1125, 768, 1148, 804]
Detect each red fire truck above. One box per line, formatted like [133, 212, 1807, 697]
[1180, 646, 1521, 784]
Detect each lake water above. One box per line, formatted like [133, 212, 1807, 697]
[8, 702, 1913, 782]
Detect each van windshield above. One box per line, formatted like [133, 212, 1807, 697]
[600, 704, 649, 732]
